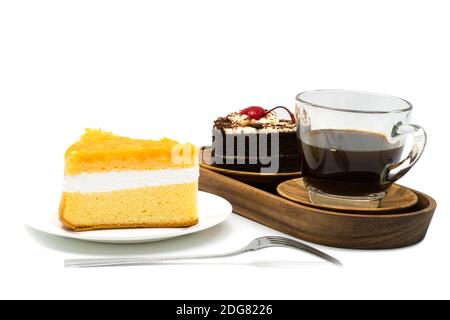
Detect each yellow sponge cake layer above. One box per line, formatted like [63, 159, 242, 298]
[60, 182, 198, 231]
[59, 129, 199, 231]
[65, 129, 198, 175]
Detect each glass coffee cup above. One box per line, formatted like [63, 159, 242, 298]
[295, 90, 427, 208]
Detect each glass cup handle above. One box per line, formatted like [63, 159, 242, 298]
[383, 123, 427, 183]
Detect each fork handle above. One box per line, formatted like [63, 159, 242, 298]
[65, 250, 246, 268]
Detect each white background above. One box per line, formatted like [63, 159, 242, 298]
[0, 0, 449, 300]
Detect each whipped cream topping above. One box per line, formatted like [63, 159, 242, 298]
[226, 111, 280, 127]
[213, 126, 296, 134]
[214, 109, 296, 134]
[63, 166, 199, 193]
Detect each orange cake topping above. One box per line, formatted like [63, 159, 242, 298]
[65, 129, 198, 175]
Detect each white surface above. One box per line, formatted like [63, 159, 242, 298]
[26, 191, 231, 243]
[0, 0, 449, 300]
[63, 167, 199, 192]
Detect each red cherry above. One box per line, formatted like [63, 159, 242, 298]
[239, 106, 267, 120]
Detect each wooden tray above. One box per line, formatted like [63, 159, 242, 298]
[199, 167, 437, 249]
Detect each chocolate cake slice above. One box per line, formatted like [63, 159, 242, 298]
[211, 106, 301, 173]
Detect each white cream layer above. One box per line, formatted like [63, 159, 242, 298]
[214, 127, 296, 134]
[63, 166, 199, 193]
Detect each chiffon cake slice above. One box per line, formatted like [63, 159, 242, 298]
[59, 129, 199, 231]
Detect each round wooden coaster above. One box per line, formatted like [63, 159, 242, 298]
[277, 178, 418, 214]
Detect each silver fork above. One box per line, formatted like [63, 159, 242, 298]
[65, 236, 342, 268]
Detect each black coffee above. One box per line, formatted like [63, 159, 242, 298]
[300, 129, 404, 196]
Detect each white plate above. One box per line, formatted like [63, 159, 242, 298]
[25, 191, 232, 244]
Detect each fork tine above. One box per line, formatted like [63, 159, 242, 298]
[271, 241, 341, 265]
[266, 237, 342, 266]
[279, 241, 342, 266]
